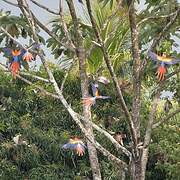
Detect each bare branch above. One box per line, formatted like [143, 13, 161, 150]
[79, 115, 132, 158]
[29, 0, 59, 15]
[20, 72, 50, 83]
[58, 0, 76, 50]
[143, 94, 161, 148]
[6, 0, 75, 52]
[152, 108, 180, 129]
[0, 27, 27, 49]
[137, 11, 178, 27]
[142, 68, 179, 147]
[142, 67, 180, 148]
[95, 141, 128, 170]
[0, 63, 58, 98]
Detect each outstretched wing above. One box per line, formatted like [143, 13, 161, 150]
[15, 49, 26, 57]
[62, 143, 76, 150]
[98, 96, 110, 99]
[160, 57, 180, 65]
[62, 138, 86, 156]
[148, 50, 159, 62]
[2, 48, 13, 56]
[148, 50, 180, 65]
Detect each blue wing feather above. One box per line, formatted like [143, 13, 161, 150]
[148, 50, 158, 62]
[91, 83, 98, 97]
[62, 143, 75, 150]
[2, 48, 13, 56]
[62, 142, 86, 150]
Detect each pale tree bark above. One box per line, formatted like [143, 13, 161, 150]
[128, 1, 142, 179]
[66, 1, 102, 179]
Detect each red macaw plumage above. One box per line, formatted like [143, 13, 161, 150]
[9, 50, 22, 78]
[2, 45, 36, 77]
[82, 83, 110, 106]
[10, 61, 20, 78]
[23, 51, 34, 61]
[62, 137, 86, 156]
[148, 51, 180, 81]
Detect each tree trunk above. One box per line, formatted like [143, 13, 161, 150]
[131, 159, 142, 180]
[77, 46, 102, 180]
[140, 148, 149, 180]
[130, 148, 149, 180]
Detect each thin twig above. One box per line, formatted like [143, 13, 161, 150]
[152, 108, 180, 129]
[60, 60, 77, 92]
[0, 27, 27, 49]
[137, 11, 178, 27]
[58, 0, 76, 50]
[3, 0, 75, 52]
[20, 72, 50, 83]
[2, 0, 19, 7]
[30, 0, 59, 15]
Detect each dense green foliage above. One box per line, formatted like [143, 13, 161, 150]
[0, 70, 179, 179]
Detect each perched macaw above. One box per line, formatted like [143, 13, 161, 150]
[2, 47, 34, 77]
[62, 137, 86, 156]
[148, 50, 180, 81]
[82, 83, 110, 106]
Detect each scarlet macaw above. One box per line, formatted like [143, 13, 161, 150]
[62, 137, 86, 156]
[2, 47, 34, 77]
[82, 83, 110, 106]
[148, 51, 180, 81]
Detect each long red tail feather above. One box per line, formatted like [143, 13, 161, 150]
[10, 62, 20, 78]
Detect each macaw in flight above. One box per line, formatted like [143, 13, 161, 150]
[2, 47, 35, 78]
[82, 83, 110, 106]
[148, 50, 180, 81]
[62, 137, 86, 156]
